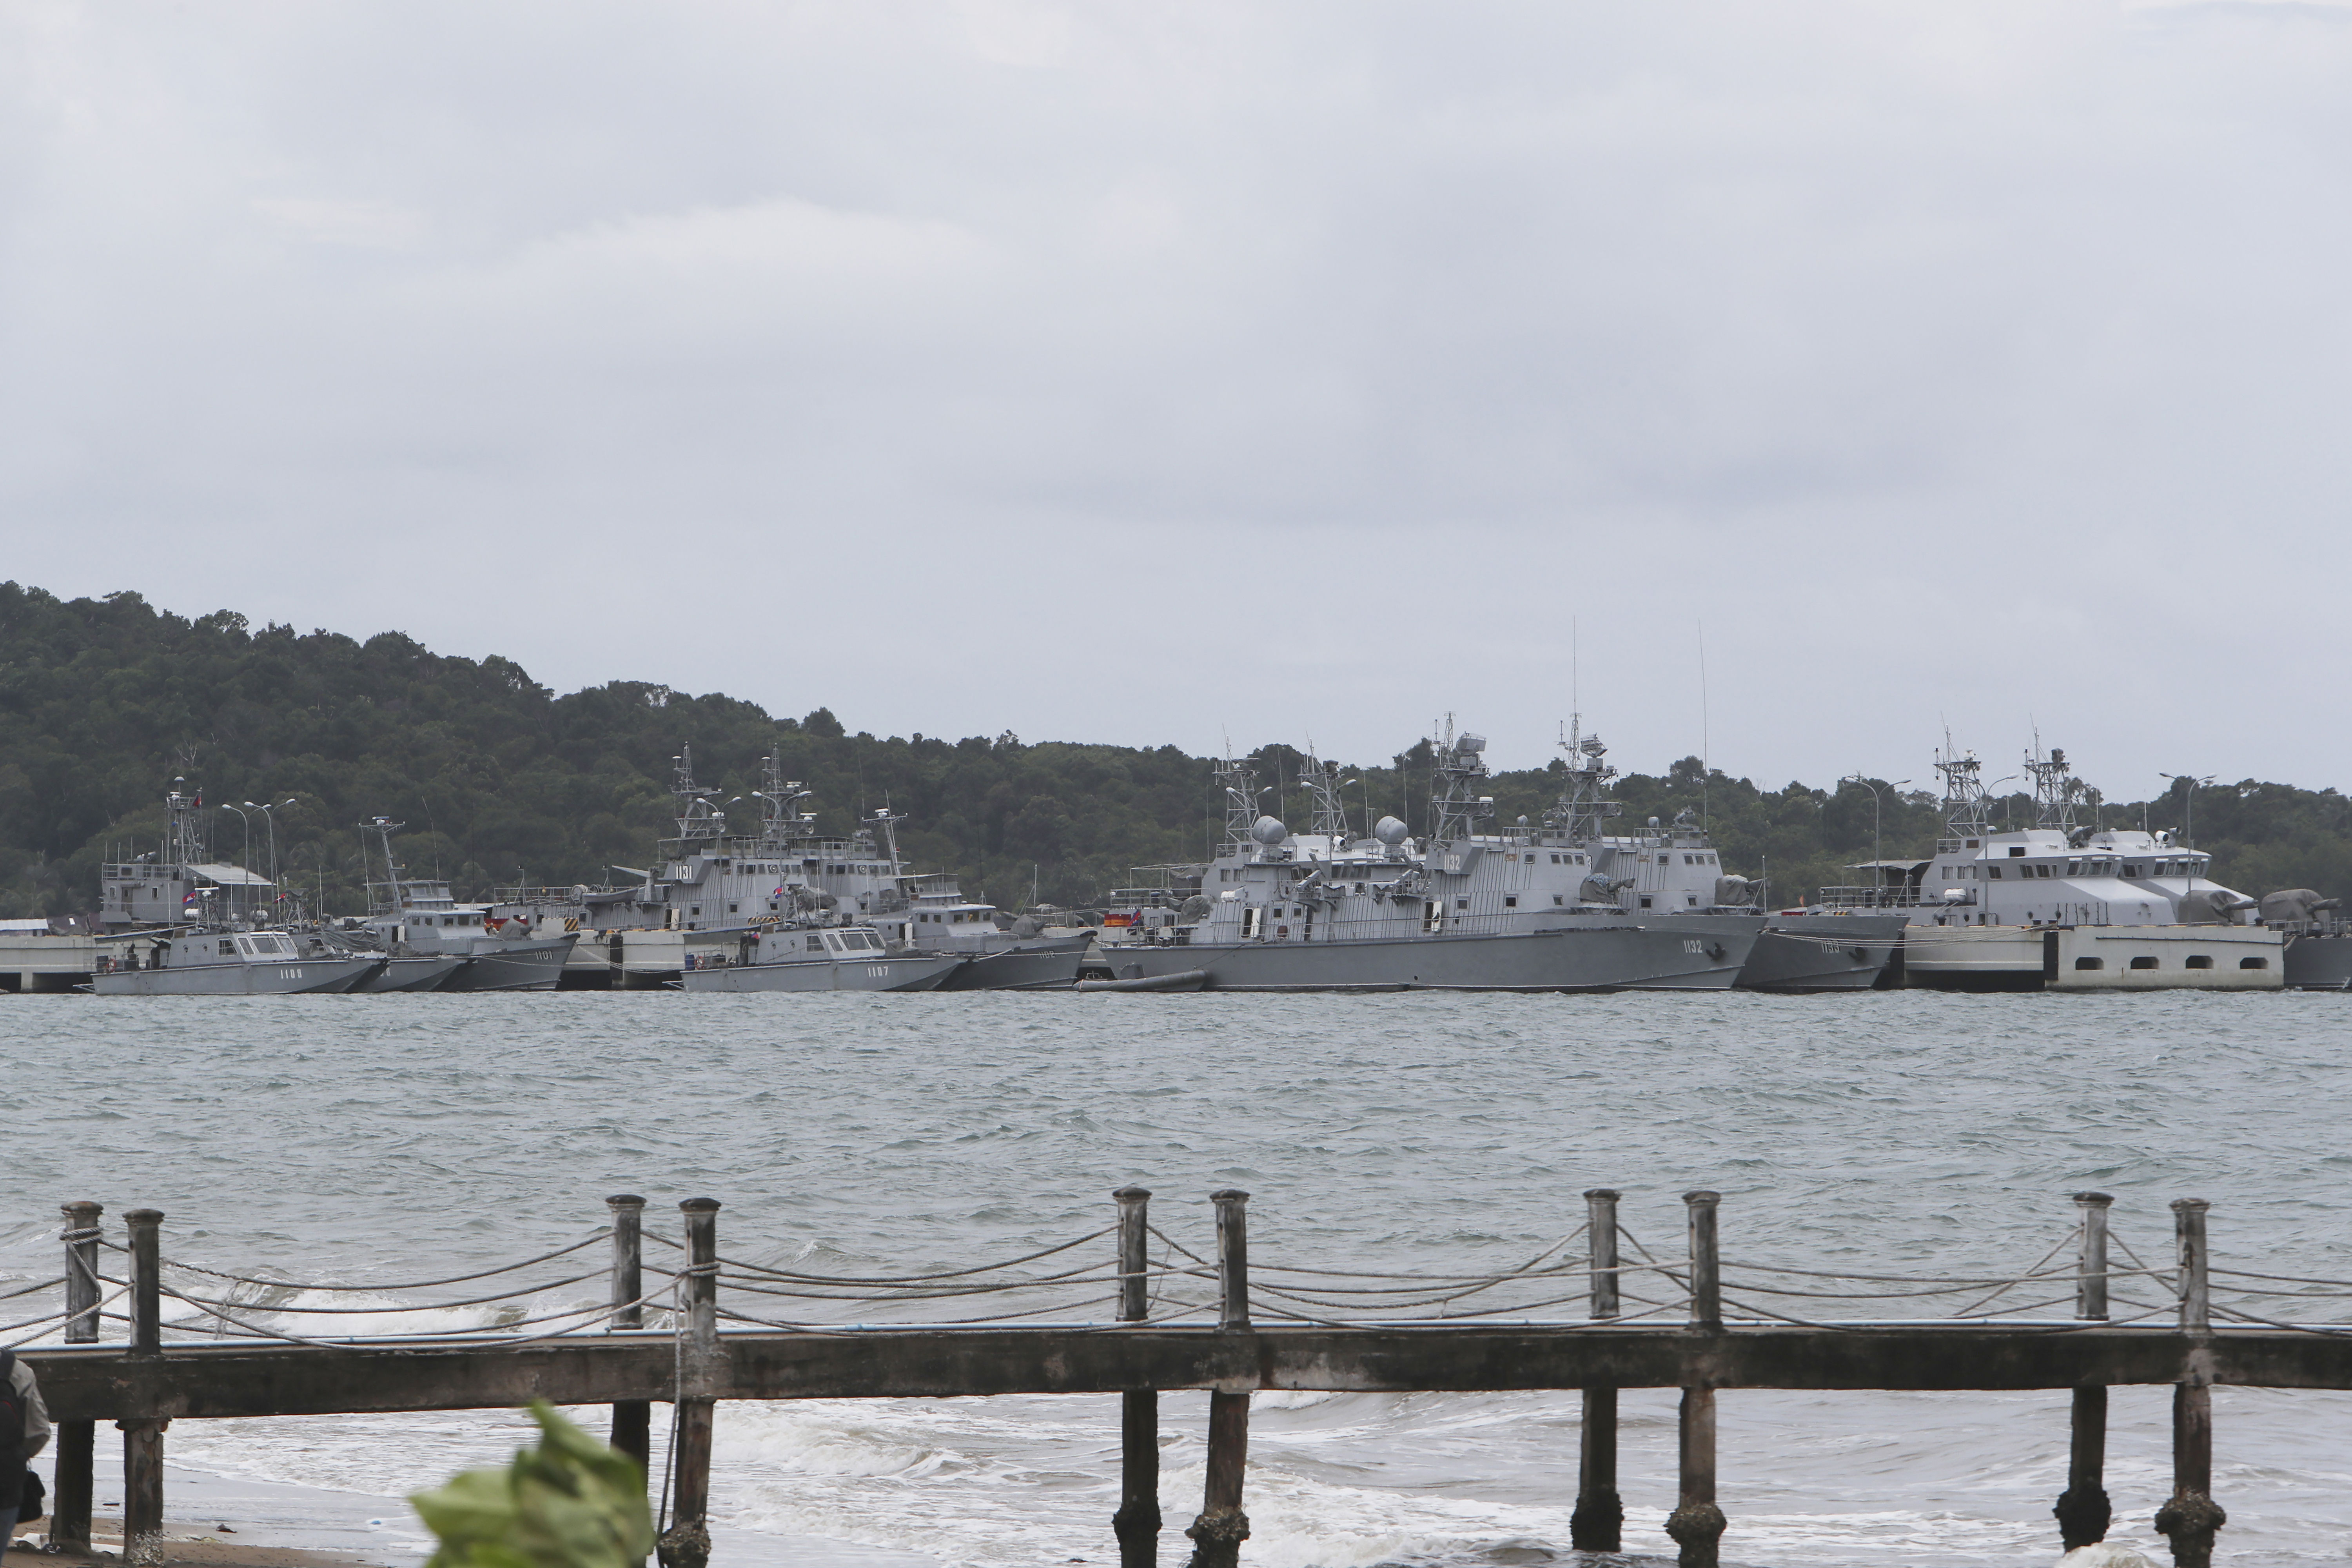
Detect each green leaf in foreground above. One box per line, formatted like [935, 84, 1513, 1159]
[411, 1401, 654, 1568]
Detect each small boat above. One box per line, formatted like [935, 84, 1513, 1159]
[678, 924, 964, 992]
[91, 929, 382, 996]
[359, 818, 578, 991]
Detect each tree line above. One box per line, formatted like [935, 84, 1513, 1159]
[3, 582, 2344, 919]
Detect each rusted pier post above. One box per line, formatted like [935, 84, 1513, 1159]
[606, 1195, 652, 1524]
[1665, 1191, 1726, 1568]
[121, 1208, 167, 1565]
[2154, 1198, 2224, 1568]
[47, 1201, 102, 1553]
[1113, 1186, 1162, 1568]
[1185, 1189, 1251, 1568]
[1570, 1187, 1624, 1552]
[2054, 1192, 2114, 1550]
[657, 1198, 720, 1568]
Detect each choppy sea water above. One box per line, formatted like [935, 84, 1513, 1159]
[5, 989, 2351, 1567]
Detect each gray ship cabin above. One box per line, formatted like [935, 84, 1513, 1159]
[1513, 721, 1753, 915]
[98, 782, 279, 931]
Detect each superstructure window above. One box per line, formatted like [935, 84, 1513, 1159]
[2185, 955, 2214, 970]
[2129, 956, 2159, 970]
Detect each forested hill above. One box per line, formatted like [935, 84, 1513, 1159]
[3, 581, 2347, 918]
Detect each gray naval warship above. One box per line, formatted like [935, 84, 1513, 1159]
[358, 818, 578, 991]
[1543, 720, 1903, 991]
[678, 923, 965, 992]
[1820, 740, 2283, 990]
[92, 927, 384, 995]
[92, 782, 385, 995]
[497, 747, 1085, 990]
[1091, 731, 1757, 992]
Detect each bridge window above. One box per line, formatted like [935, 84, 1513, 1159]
[2074, 957, 2104, 970]
[2185, 955, 2214, 970]
[2241, 956, 2269, 969]
[2129, 956, 2159, 970]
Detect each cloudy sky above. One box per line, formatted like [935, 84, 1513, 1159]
[5, 0, 2348, 793]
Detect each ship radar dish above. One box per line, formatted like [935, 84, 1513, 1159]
[1251, 815, 1290, 846]
[1373, 815, 1408, 846]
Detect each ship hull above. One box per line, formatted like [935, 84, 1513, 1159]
[2283, 929, 2352, 991]
[935, 936, 1091, 991]
[1900, 923, 2285, 991]
[1090, 921, 1754, 993]
[1739, 914, 1906, 993]
[440, 936, 579, 993]
[355, 954, 469, 993]
[679, 953, 964, 993]
[91, 956, 383, 996]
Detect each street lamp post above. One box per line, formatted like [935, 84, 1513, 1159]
[218, 804, 253, 923]
[2159, 773, 2217, 891]
[246, 799, 298, 913]
[1839, 775, 1912, 904]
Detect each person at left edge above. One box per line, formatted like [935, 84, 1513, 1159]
[0, 1352, 52, 1552]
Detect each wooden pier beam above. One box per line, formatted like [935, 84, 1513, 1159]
[657, 1198, 720, 1568]
[1665, 1191, 1727, 1568]
[2054, 1192, 2114, 1550]
[605, 1193, 652, 1562]
[121, 1208, 167, 1566]
[2154, 1199, 2224, 1568]
[46, 1201, 102, 1554]
[605, 1197, 651, 1470]
[1112, 1186, 1162, 1568]
[1570, 1187, 1624, 1553]
[1186, 1190, 1251, 1568]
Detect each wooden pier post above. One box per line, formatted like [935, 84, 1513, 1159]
[1112, 1186, 1162, 1568]
[2054, 1192, 2114, 1550]
[1570, 1187, 1624, 1553]
[657, 1198, 720, 1568]
[46, 1201, 102, 1554]
[606, 1194, 652, 1532]
[1186, 1189, 1251, 1568]
[121, 1208, 167, 1566]
[1666, 1191, 1726, 1568]
[2154, 1198, 2224, 1568]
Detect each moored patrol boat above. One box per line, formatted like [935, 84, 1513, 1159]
[361, 819, 577, 991]
[1537, 721, 1898, 991]
[1824, 741, 2283, 990]
[679, 923, 964, 992]
[92, 928, 381, 995]
[1092, 734, 1751, 992]
[506, 748, 1082, 989]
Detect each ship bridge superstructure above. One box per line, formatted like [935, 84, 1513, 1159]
[100, 780, 279, 931]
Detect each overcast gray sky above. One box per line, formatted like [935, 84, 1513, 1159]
[5, 0, 2347, 794]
